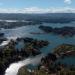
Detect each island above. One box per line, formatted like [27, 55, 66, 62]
[39, 25, 75, 36]
[54, 44, 75, 57]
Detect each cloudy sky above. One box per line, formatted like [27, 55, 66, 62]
[0, 0, 75, 13]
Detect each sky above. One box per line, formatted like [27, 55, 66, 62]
[0, 0, 75, 13]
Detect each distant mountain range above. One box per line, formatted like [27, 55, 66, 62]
[0, 13, 75, 23]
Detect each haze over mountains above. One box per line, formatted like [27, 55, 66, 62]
[0, 13, 75, 23]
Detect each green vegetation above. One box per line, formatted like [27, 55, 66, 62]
[18, 66, 51, 75]
[17, 61, 75, 75]
[18, 66, 30, 75]
[39, 26, 75, 36]
[54, 44, 75, 56]
[0, 38, 49, 75]
[17, 44, 75, 75]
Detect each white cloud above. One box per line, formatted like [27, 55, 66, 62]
[0, 7, 75, 13]
[64, 0, 72, 4]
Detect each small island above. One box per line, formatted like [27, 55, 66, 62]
[54, 44, 75, 57]
[39, 25, 75, 36]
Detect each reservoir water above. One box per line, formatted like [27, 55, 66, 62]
[1, 22, 75, 75]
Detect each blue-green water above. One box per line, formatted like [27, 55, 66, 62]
[1, 23, 75, 64]
[57, 56, 75, 65]
[4, 23, 75, 75]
